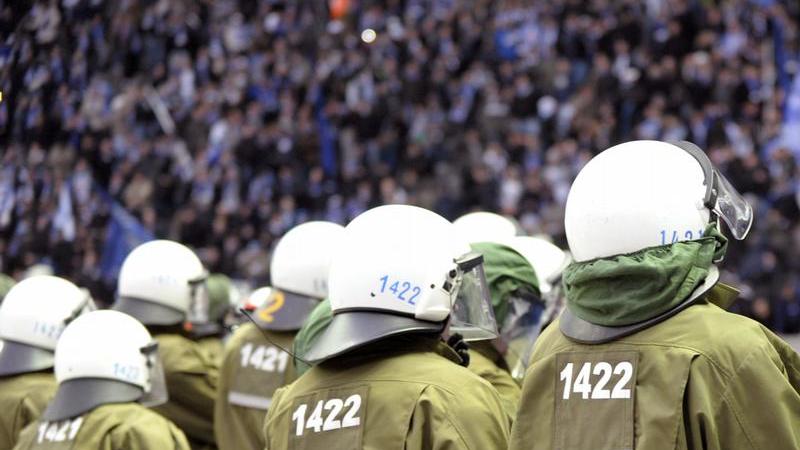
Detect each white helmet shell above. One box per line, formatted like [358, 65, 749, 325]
[565, 141, 711, 262]
[0, 275, 87, 350]
[453, 212, 519, 244]
[270, 221, 345, 299]
[329, 205, 470, 321]
[116, 240, 205, 323]
[502, 236, 571, 294]
[54, 310, 153, 390]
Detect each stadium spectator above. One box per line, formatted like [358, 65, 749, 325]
[1, 0, 799, 332]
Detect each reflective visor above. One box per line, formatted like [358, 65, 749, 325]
[187, 274, 210, 324]
[500, 293, 545, 380]
[449, 253, 499, 341]
[672, 141, 753, 240]
[139, 340, 168, 408]
[713, 169, 753, 239]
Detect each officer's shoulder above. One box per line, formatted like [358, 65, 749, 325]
[98, 403, 177, 430]
[155, 333, 206, 360]
[98, 403, 187, 446]
[663, 302, 772, 350]
[0, 371, 57, 390]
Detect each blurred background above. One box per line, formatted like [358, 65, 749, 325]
[1, 0, 799, 340]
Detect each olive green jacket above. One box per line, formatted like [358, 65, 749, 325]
[263, 337, 510, 450]
[215, 323, 297, 450]
[13, 403, 189, 450]
[468, 341, 520, 423]
[510, 293, 800, 450]
[0, 372, 57, 450]
[197, 336, 225, 367]
[152, 333, 219, 450]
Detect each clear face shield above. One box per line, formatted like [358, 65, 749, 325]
[673, 141, 753, 240]
[138, 341, 168, 407]
[509, 279, 567, 381]
[448, 252, 499, 341]
[187, 274, 210, 324]
[498, 289, 546, 377]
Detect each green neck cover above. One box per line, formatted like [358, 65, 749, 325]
[563, 225, 728, 326]
[293, 298, 333, 376]
[471, 242, 540, 325]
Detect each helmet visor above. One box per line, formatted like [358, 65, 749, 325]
[672, 140, 753, 241]
[187, 274, 210, 324]
[449, 253, 499, 341]
[712, 169, 753, 240]
[138, 341, 168, 408]
[510, 282, 567, 381]
[500, 292, 546, 378]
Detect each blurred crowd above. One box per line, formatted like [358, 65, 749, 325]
[1, 0, 800, 331]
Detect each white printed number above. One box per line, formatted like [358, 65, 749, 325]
[239, 343, 289, 372]
[560, 361, 633, 400]
[291, 395, 362, 437]
[36, 417, 83, 444]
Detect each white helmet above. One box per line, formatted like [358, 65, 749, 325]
[114, 240, 207, 326]
[559, 140, 753, 345]
[0, 276, 93, 376]
[253, 222, 345, 331]
[565, 140, 752, 262]
[304, 205, 498, 363]
[271, 221, 345, 298]
[453, 211, 520, 244]
[43, 310, 167, 421]
[502, 236, 571, 294]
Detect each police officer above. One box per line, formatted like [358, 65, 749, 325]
[0, 276, 93, 449]
[215, 221, 344, 450]
[510, 140, 800, 449]
[191, 273, 235, 365]
[453, 211, 520, 244]
[500, 235, 571, 378]
[112, 240, 218, 450]
[264, 205, 509, 449]
[13, 310, 190, 449]
[466, 241, 541, 420]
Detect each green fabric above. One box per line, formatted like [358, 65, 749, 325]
[0, 274, 15, 302]
[264, 337, 510, 450]
[205, 274, 232, 323]
[0, 372, 57, 450]
[510, 290, 800, 450]
[292, 298, 334, 376]
[471, 242, 540, 325]
[152, 333, 219, 450]
[468, 341, 520, 423]
[13, 403, 190, 450]
[562, 225, 728, 326]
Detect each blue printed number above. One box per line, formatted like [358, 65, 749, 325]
[378, 276, 422, 306]
[32, 322, 61, 340]
[659, 229, 704, 245]
[112, 363, 140, 382]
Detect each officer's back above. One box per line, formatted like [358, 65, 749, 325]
[266, 336, 508, 450]
[516, 287, 800, 449]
